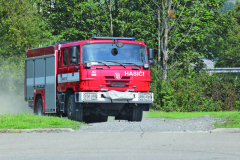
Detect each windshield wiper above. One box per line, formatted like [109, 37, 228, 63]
[122, 62, 141, 68]
[88, 61, 110, 68]
[104, 60, 126, 68]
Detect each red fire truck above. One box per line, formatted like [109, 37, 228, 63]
[24, 37, 154, 123]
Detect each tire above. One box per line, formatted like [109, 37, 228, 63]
[99, 115, 108, 122]
[67, 94, 84, 122]
[35, 98, 44, 116]
[128, 107, 143, 122]
[67, 94, 75, 120]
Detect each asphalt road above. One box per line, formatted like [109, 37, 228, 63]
[0, 132, 240, 160]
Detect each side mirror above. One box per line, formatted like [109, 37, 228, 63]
[149, 59, 154, 65]
[148, 47, 154, 60]
[70, 46, 77, 64]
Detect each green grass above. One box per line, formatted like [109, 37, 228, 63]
[147, 111, 240, 128]
[0, 113, 86, 130]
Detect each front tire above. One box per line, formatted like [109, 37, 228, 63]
[67, 94, 75, 120]
[67, 94, 84, 122]
[128, 107, 143, 122]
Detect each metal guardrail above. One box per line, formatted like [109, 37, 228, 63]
[203, 68, 240, 73]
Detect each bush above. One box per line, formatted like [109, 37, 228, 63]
[150, 68, 240, 112]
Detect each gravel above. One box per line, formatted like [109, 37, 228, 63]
[77, 115, 226, 133]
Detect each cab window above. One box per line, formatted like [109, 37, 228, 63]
[63, 48, 68, 66]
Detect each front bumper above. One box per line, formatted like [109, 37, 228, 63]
[75, 92, 153, 104]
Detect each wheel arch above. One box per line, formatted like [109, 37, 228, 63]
[33, 89, 45, 113]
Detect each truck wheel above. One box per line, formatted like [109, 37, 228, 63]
[99, 116, 108, 122]
[67, 94, 75, 120]
[128, 107, 143, 122]
[35, 98, 44, 116]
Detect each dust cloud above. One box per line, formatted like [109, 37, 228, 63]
[0, 92, 33, 115]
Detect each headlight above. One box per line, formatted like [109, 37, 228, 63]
[139, 94, 144, 100]
[83, 93, 97, 101]
[139, 93, 152, 101]
[84, 94, 90, 100]
[91, 94, 97, 100]
[146, 94, 152, 100]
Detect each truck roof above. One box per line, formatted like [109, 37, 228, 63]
[91, 37, 135, 40]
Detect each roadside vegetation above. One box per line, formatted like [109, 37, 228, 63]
[148, 111, 240, 128]
[0, 114, 85, 130]
[151, 71, 240, 112]
[1, 1, 240, 117]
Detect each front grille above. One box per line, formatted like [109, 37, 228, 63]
[106, 81, 129, 87]
[122, 76, 130, 79]
[105, 76, 130, 79]
[106, 85, 129, 87]
[104, 76, 131, 87]
[105, 76, 114, 79]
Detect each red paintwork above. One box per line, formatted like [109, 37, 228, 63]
[55, 47, 59, 92]
[57, 39, 150, 92]
[33, 89, 45, 113]
[26, 46, 55, 58]
[26, 38, 151, 113]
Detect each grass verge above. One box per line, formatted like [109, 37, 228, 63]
[0, 113, 85, 130]
[147, 111, 240, 128]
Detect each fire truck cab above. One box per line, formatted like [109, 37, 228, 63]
[25, 37, 154, 123]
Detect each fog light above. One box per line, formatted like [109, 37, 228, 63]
[84, 93, 90, 100]
[91, 94, 97, 100]
[146, 94, 152, 100]
[139, 94, 144, 100]
[139, 93, 152, 101]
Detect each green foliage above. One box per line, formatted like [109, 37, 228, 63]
[0, 114, 85, 129]
[0, 0, 238, 114]
[215, 2, 240, 67]
[147, 111, 240, 128]
[215, 112, 240, 128]
[0, 0, 53, 95]
[148, 111, 238, 119]
[151, 69, 240, 112]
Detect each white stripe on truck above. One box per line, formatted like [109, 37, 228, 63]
[58, 72, 79, 83]
[26, 76, 55, 86]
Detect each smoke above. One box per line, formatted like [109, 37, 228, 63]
[0, 91, 32, 115]
[0, 63, 33, 115]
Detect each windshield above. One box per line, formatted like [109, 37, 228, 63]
[82, 43, 148, 66]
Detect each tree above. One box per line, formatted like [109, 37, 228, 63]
[0, 0, 44, 55]
[0, 0, 47, 94]
[37, 0, 115, 42]
[215, 2, 240, 67]
[138, 0, 226, 80]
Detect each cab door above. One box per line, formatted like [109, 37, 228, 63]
[57, 46, 80, 92]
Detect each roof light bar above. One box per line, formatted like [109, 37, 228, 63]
[91, 36, 135, 40]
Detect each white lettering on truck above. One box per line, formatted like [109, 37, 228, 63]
[125, 71, 144, 76]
